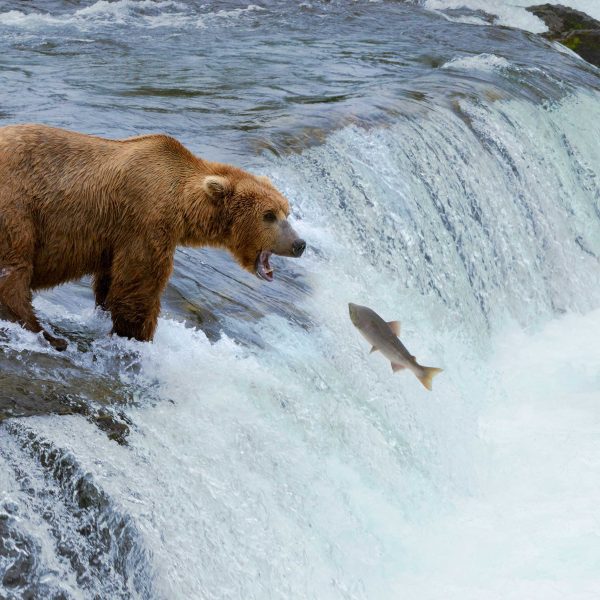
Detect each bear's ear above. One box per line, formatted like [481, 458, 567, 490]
[256, 175, 272, 186]
[202, 175, 231, 201]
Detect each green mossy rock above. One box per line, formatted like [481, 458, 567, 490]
[527, 4, 600, 67]
[560, 30, 600, 65]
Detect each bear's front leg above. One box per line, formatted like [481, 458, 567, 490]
[93, 250, 114, 309]
[93, 271, 111, 309]
[104, 244, 174, 342]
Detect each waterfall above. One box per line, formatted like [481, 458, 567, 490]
[2, 85, 598, 598]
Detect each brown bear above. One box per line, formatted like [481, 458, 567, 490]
[0, 124, 306, 350]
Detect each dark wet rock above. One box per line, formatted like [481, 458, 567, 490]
[0, 374, 131, 446]
[527, 4, 599, 34]
[165, 247, 312, 345]
[559, 30, 600, 65]
[527, 4, 600, 67]
[0, 511, 40, 596]
[92, 410, 132, 446]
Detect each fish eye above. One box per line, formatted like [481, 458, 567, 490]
[263, 211, 276, 223]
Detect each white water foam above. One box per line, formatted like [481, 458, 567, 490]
[393, 308, 600, 600]
[10, 302, 599, 598]
[441, 53, 512, 71]
[0, 1, 264, 30]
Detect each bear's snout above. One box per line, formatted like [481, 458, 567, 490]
[270, 219, 305, 259]
[292, 239, 306, 257]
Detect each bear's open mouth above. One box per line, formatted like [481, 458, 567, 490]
[256, 250, 274, 282]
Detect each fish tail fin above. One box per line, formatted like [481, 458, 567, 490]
[417, 367, 443, 391]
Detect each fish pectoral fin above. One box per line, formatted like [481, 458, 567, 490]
[387, 321, 401, 336]
[391, 363, 406, 372]
[370, 346, 378, 354]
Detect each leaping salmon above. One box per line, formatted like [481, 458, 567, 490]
[348, 302, 443, 391]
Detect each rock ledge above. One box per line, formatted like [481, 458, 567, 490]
[526, 4, 600, 67]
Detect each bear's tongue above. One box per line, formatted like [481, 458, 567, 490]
[256, 250, 274, 282]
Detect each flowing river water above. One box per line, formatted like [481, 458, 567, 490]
[0, 1, 599, 598]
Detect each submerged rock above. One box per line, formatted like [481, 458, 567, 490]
[0, 371, 132, 445]
[527, 4, 600, 67]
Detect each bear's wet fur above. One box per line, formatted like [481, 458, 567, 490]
[0, 124, 304, 349]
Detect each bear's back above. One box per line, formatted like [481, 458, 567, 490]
[0, 124, 192, 218]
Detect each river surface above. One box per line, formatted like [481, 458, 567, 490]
[0, 1, 599, 599]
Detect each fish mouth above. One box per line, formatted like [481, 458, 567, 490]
[255, 250, 274, 282]
[348, 303, 358, 325]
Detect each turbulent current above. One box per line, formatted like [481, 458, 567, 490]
[0, 1, 599, 599]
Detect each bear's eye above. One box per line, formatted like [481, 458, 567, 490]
[263, 211, 277, 223]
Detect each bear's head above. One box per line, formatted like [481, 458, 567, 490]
[201, 172, 306, 282]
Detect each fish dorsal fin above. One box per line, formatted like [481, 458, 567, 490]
[391, 363, 406, 372]
[387, 321, 401, 336]
[370, 346, 378, 354]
